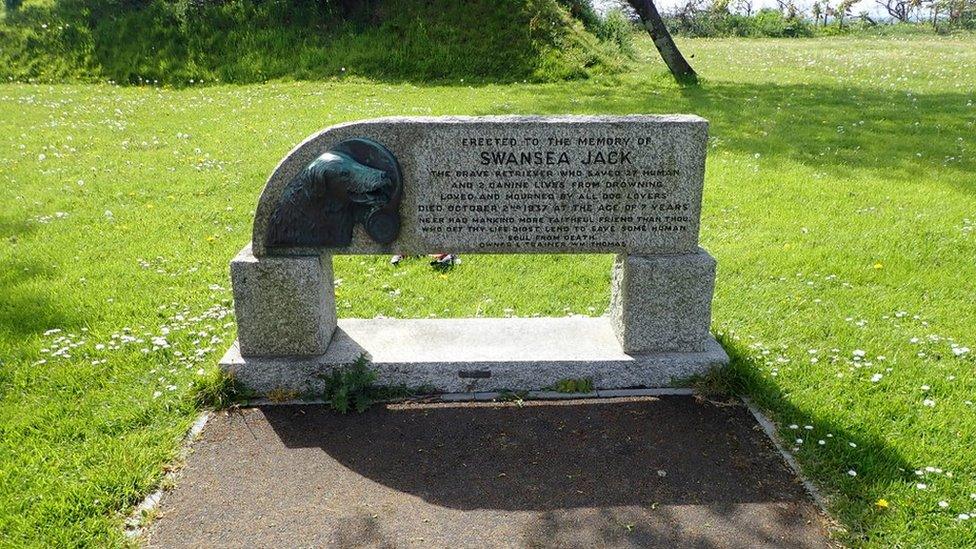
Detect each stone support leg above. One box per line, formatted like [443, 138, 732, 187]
[230, 244, 336, 357]
[610, 249, 717, 353]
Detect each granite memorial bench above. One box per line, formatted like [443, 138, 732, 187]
[219, 115, 729, 395]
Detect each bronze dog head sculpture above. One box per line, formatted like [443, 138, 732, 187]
[267, 141, 401, 248]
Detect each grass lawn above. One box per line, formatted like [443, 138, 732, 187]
[1, 35, 975, 546]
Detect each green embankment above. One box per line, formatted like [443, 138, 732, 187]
[0, 0, 630, 85]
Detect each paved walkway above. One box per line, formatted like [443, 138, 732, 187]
[147, 396, 833, 548]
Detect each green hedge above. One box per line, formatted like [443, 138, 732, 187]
[666, 8, 814, 38]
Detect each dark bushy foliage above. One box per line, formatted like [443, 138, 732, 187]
[595, 8, 636, 56]
[667, 8, 814, 37]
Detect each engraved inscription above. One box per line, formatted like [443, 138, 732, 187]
[415, 133, 693, 251]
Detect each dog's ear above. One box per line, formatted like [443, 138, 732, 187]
[267, 163, 319, 247]
[267, 156, 357, 248]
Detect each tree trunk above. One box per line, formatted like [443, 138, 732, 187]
[626, 0, 698, 84]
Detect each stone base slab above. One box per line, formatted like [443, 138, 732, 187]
[219, 317, 729, 396]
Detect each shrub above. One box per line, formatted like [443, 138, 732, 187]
[753, 9, 813, 37]
[595, 8, 636, 57]
[666, 7, 814, 37]
[320, 354, 378, 414]
[554, 377, 595, 393]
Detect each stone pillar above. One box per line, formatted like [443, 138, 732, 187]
[230, 244, 337, 357]
[610, 249, 717, 353]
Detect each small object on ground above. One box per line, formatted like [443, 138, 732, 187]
[430, 253, 460, 269]
[390, 254, 459, 268]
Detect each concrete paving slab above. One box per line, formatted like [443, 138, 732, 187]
[147, 396, 833, 548]
[220, 317, 730, 395]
